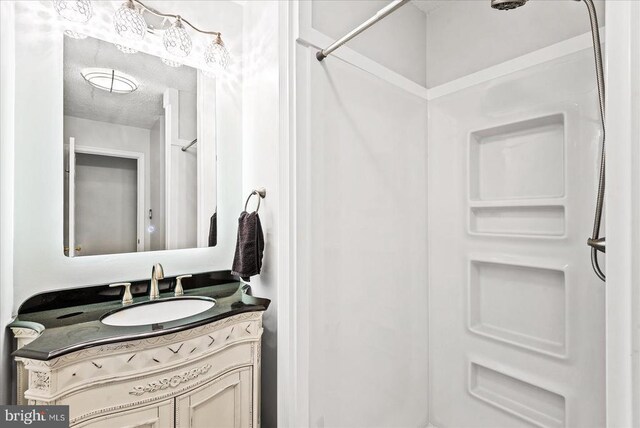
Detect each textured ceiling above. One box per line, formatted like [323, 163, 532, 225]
[412, 0, 452, 15]
[64, 35, 197, 130]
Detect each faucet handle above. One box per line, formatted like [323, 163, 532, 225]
[110, 282, 133, 305]
[175, 275, 192, 297]
[152, 263, 164, 279]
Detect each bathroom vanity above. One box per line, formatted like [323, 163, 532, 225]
[3, 1, 276, 426]
[9, 271, 269, 428]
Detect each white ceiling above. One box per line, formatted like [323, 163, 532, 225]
[412, 0, 451, 15]
[64, 35, 197, 130]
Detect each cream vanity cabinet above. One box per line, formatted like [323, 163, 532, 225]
[12, 312, 263, 428]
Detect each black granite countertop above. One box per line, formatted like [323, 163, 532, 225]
[8, 271, 270, 361]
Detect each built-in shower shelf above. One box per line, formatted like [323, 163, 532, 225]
[468, 361, 566, 428]
[468, 198, 564, 208]
[469, 113, 566, 202]
[468, 258, 567, 357]
[469, 204, 566, 238]
[467, 113, 567, 238]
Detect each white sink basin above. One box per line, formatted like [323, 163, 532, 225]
[102, 298, 215, 327]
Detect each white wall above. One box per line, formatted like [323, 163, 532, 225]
[0, 1, 16, 405]
[10, 0, 243, 311]
[604, 1, 640, 425]
[311, 0, 427, 86]
[424, 0, 605, 88]
[166, 88, 198, 250]
[149, 117, 166, 251]
[300, 46, 429, 427]
[169, 145, 198, 249]
[292, 1, 429, 425]
[242, 2, 280, 426]
[178, 90, 197, 142]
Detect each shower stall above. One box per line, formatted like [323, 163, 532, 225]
[282, 0, 640, 426]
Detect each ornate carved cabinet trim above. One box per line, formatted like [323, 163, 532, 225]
[11, 326, 42, 405]
[128, 363, 213, 396]
[12, 312, 264, 427]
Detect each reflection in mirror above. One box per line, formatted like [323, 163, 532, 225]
[63, 35, 217, 257]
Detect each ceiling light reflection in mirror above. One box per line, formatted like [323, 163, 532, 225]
[80, 68, 139, 94]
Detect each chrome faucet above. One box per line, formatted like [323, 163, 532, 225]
[149, 263, 164, 300]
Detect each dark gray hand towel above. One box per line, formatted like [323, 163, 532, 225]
[231, 211, 264, 279]
[208, 212, 217, 247]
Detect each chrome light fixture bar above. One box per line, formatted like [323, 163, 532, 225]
[120, 0, 229, 71]
[52, 0, 231, 73]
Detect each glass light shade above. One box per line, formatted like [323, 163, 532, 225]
[114, 1, 146, 40]
[161, 58, 182, 68]
[52, 0, 93, 23]
[204, 35, 230, 72]
[163, 19, 192, 58]
[81, 68, 138, 94]
[116, 44, 137, 54]
[64, 30, 87, 39]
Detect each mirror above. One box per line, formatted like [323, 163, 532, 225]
[63, 35, 217, 257]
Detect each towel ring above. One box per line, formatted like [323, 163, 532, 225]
[244, 188, 266, 212]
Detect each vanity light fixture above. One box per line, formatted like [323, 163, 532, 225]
[204, 34, 230, 72]
[80, 68, 139, 94]
[52, 0, 231, 73]
[163, 17, 192, 58]
[52, 0, 93, 23]
[130, 0, 231, 72]
[113, 0, 147, 40]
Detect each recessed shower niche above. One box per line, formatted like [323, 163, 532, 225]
[468, 259, 567, 357]
[469, 114, 565, 202]
[469, 361, 566, 428]
[469, 205, 566, 237]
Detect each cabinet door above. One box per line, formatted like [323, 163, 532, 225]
[74, 400, 173, 428]
[176, 367, 253, 428]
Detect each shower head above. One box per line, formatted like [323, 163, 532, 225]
[491, 0, 528, 10]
